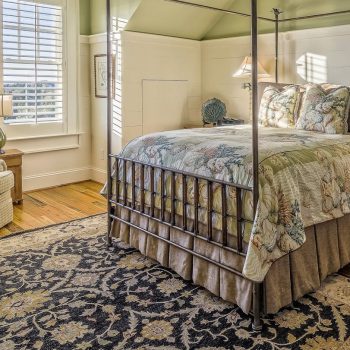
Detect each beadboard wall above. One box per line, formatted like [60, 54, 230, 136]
[121, 31, 202, 145]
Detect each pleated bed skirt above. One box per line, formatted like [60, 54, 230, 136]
[112, 206, 350, 315]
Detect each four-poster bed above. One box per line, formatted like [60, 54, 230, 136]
[105, 0, 350, 331]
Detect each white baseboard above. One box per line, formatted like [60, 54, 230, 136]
[23, 167, 91, 192]
[91, 167, 107, 184]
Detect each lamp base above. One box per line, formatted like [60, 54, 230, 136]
[242, 82, 252, 90]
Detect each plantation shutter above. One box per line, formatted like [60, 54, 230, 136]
[2, 0, 64, 124]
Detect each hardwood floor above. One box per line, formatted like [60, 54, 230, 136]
[0, 181, 106, 238]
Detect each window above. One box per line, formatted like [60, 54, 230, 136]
[2, 0, 64, 125]
[112, 16, 127, 137]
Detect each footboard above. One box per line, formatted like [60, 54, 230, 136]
[107, 154, 263, 329]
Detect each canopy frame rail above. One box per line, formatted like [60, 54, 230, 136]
[280, 9, 350, 22]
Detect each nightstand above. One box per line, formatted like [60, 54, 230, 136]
[219, 118, 245, 126]
[184, 119, 245, 129]
[184, 123, 211, 129]
[0, 149, 24, 204]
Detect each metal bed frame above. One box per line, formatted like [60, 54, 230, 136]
[105, 0, 350, 331]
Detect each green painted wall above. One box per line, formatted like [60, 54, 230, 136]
[89, 0, 141, 35]
[90, 0, 107, 35]
[79, 0, 91, 35]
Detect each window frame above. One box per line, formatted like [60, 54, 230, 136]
[0, 0, 79, 139]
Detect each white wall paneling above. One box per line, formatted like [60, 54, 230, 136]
[142, 80, 188, 135]
[89, 32, 202, 181]
[121, 31, 202, 145]
[202, 24, 350, 122]
[90, 25, 350, 183]
[89, 34, 110, 183]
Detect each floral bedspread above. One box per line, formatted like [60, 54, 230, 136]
[113, 125, 350, 282]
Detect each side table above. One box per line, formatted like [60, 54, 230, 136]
[0, 149, 24, 204]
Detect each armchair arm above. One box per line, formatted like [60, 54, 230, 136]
[0, 159, 7, 172]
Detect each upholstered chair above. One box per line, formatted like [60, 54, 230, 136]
[0, 159, 14, 228]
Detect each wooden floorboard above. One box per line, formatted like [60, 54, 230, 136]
[0, 181, 106, 238]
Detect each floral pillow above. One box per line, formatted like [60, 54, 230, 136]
[296, 84, 350, 134]
[259, 85, 300, 128]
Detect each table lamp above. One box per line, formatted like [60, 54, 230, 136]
[233, 56, 270, 121]
[0, 94, 13, 154]
[233, 55, 270, 89]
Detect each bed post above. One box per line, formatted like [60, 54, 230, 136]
[106, 0, 113, 247]
[251, 0, 263, 331]
[273, 8, 281, 83]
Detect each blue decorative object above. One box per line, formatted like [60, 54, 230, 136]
[202, 98, 227, 125]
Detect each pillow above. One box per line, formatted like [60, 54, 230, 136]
[296, 84, 350, 134]
[259, 85, 300, 128]
[321, 84, 350, 133]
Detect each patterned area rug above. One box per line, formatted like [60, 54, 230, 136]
[1, 214, 350, 350]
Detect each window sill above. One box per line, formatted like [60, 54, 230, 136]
[22, 144, 80, 155]
[7, 132, 84, 142]
[6, 132, 85, 155]
[4, 120, 63, 127]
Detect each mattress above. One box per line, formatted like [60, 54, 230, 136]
[107, 125, 350, 282]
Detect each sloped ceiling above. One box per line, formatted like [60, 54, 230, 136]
[205, 0, 350, 39]
[125, 0, 236, 40]
[125, 0, 350, 40]
[111, 0, 142, 22]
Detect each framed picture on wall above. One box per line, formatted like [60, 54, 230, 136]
[94, 54, 108, 98]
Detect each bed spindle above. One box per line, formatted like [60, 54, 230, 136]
[161, 169, 165, 221]
[131, 162, 136, 209]
[207, 181, 213, 241]
[194, 177, 199, 235]
[221, 184, 227, 247]
[140, 164, 145, 213]
[150, 167, 155, 217]
[115, 159, 119, 203]
[123, 159, 127, 206]
[236, 188, 243, 253]
[182, 174, 187, 230]
[171, 172, 176, 225]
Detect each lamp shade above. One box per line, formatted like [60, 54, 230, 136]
[0, 94, 13, 117]
[233, 56, 270, 79]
